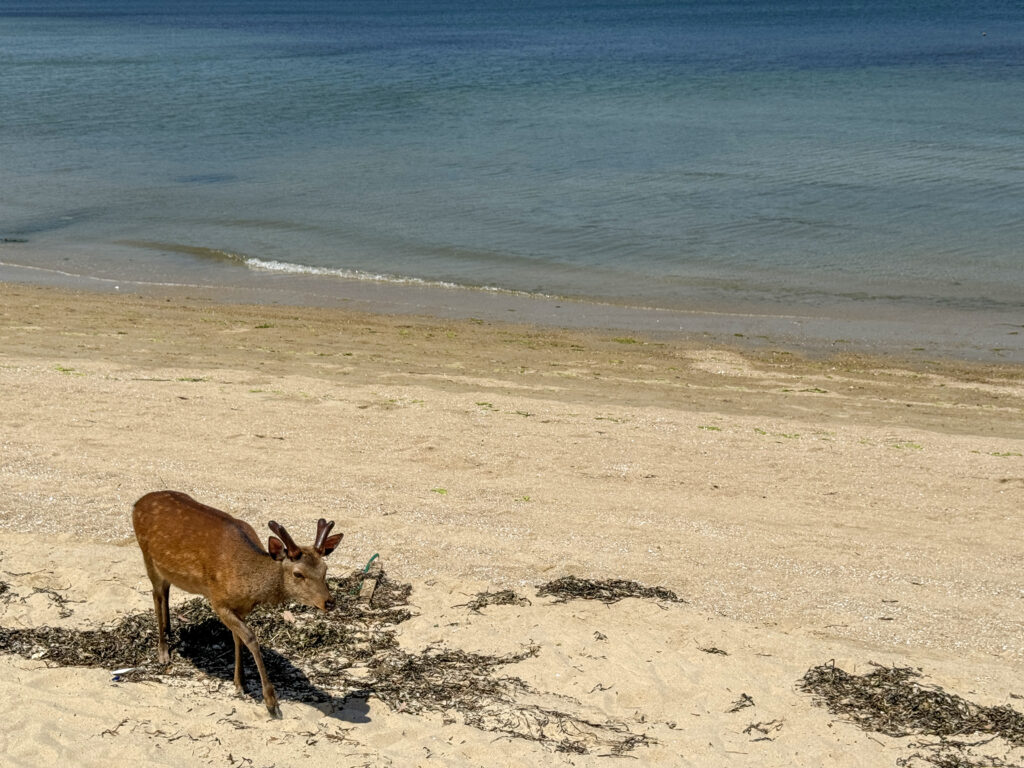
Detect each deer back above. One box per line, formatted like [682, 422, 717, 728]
[133, 490, 279, 609]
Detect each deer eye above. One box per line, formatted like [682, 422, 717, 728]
[293, 572, 305, 580]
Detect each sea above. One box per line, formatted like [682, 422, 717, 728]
[1, 0, 1022, 359]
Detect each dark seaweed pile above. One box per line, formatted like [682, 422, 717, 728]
[0, 572, 408, 674]
[536, 576, 684, 604]
[801, 662, 1024, 768]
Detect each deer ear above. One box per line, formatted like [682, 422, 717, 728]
[321, 532, 344, 557]
[268, 536, 287, 561]
[268, 520, 302, 560]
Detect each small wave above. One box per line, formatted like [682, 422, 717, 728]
[118, 240, 561, 299]
[243, 257, 459, 288]
[243, 256, 557, 300]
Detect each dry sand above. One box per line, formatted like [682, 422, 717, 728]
[1, 282, 1022, 767]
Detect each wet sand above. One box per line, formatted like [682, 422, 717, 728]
[2, 244, 1022, 364]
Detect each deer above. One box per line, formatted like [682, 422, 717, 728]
[132, 490, 344, 717]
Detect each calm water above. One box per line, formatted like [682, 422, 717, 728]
[1, 0, 1022, 329]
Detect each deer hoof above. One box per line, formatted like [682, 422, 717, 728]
[267, 702, 282, 719]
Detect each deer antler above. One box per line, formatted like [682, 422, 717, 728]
[314, 518, 335, 554]
[268, 520, 302, 560]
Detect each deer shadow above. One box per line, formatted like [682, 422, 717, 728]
[171, 617, 371, 723]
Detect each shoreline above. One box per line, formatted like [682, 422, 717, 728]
[1, 245, 1022, 365]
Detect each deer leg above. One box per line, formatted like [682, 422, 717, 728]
[142, 556, 172, 664]
[160, 582, 170, 649]
[232, 630, 246, 693]
[150, 579, 171, 664]
[215, 608, 280, 718]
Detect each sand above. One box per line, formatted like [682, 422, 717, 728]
[1, 281, 1022, 767]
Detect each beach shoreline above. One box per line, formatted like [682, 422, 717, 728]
[2, 245, 1022, 365]
[1, 281, 1022, 766]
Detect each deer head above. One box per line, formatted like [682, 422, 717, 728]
[267, 518, 344, 611]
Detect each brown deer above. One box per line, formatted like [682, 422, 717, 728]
[132, 490, 344, 717]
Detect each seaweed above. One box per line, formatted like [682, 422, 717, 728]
[363, 644, 539, 714]
[0, 569, 650, 755]
[0, 578, 81, 618]
[0, 611, 156, 667]
[353, 645, 649, 753]
[454, 590, 531, 613]
[536, 576, 684, 605]
[700, 646, 729, 656]
[800, 662, 1024, 744]
[800, 662, 1024, 768]
[898, 738, 1023, 768]
[0, 572, 408, 673]
[727, 693, 755, 713]
[31, 585, 82, 619]
[744, 719, 783, 741]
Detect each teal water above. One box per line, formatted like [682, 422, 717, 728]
[1, 1, 1022, 330]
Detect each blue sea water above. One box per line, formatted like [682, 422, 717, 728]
[1, 0, 1022, 332]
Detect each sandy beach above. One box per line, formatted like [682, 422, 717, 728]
[1, 281, 1022, 767]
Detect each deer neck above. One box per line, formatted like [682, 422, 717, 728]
[237, 556, 288, 610]
[261, 562, 290, 606]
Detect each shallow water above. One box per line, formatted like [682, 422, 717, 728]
[1, 0, 1022, 358]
